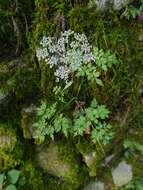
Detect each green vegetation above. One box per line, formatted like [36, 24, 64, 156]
[1, 0, 143, 189]
[0, 169, 26, 190]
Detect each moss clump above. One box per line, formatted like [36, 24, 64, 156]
[76, 138, 104, 177]
[36, 140, 87, 189]
[22, 161, 45, 190]
[0, 123, 19, 171]
[0, 124, 17, 152]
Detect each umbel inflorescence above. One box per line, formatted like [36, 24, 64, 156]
[36, 30, 96, 83]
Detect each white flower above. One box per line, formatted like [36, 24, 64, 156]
[54, 65, 71, 81]
[36, 48, 49, 61]
[36, 30, 96, 82]
[40, 36, 48, 47]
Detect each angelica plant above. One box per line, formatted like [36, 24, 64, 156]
[34, 30, 118, 147]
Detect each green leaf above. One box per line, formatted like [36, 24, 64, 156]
[0, 173, 5, 188]
[91, 98, 98, 108]
[7, 169, 21, 184]
[18, 176, 26, 186]
[6, 184, 17, 190]
[95, 78, 103, 86]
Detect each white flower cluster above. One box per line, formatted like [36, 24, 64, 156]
[36, 30, 96, 82]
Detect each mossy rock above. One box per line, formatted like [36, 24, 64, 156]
[36, 141, 85, 189]
[21, 105, 36, 139]
[76, 139, 103, 177]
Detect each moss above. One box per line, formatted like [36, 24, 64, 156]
[21, 105, 36, 139]
[36, 140, 88, 189]
[76, 138, 104, 177]
[0, 123, 17, 152]
[22, 161, 45, 190]
[57, 140, 88, 188]
[0, 123, 23, 171]
[1, 0, 143, 189]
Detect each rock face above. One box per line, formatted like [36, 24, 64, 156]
[89, 0, 134, 10]
[112, 160, 133, 187]
[36, 142, 81, 186]
[84, 181, 104, 190]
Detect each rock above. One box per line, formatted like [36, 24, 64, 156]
[21, 105, 36, 139]
[83, 151, 97, 176]
[84, 181, 105, 190]
[36, 142, 81, 186]
[112, 160, 133, 187]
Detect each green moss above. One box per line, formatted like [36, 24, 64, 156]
[36, 140, 88, 189]
[1, 0, 143, 189]
[76, 138, 104, 177]
[0, 123, 23, 171]
[21, 105, 36, 139]
[22, 161, 45, 190]
[0, 124, 17, 152]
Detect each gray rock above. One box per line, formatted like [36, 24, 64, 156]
[84, 181, 104, 190]
[84, 151, 96, 167]
[112, 160, 133, 187]
[36, 142, 80, 183]
[83, 151, 97, 176]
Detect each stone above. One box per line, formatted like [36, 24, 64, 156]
[84, 181, 104, 190]
[36, 142, 80, 186]
[112, 160, 133, 187]
[21, 105, 36, 139]
[83, 151, 97, 176]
